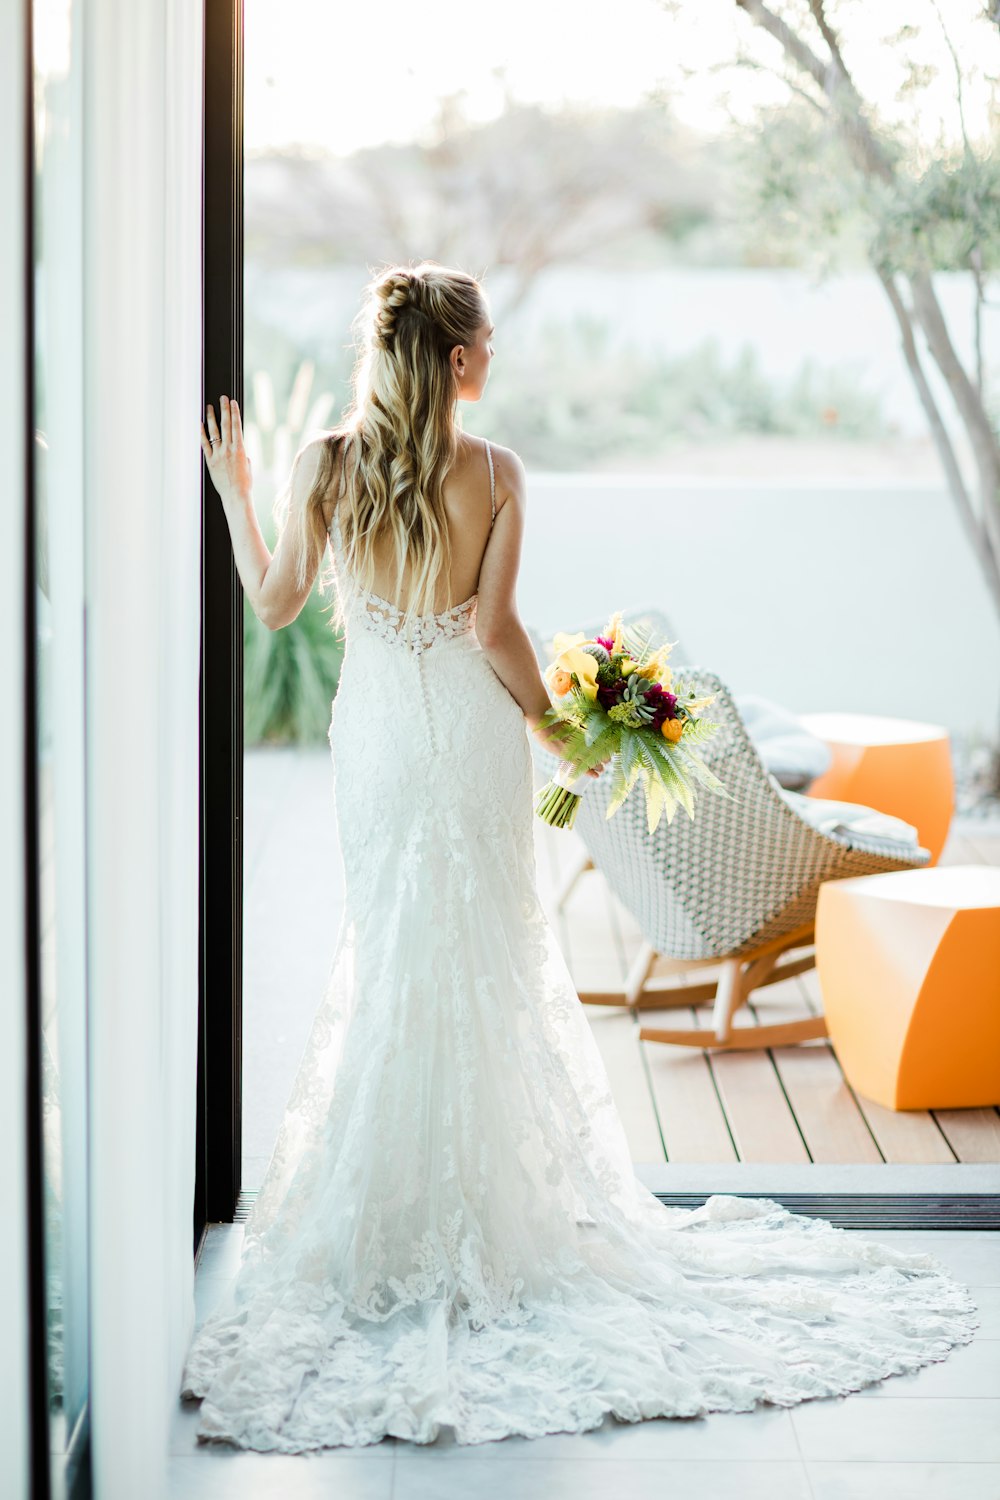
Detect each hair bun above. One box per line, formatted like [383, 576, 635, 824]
[373, 270, 420, 345]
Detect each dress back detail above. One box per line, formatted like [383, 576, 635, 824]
[329, 438, 495, 657]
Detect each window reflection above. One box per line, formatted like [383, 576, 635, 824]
[32, 0, 91, 1492]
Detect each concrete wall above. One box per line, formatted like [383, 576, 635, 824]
[518, 474, 1000, 740]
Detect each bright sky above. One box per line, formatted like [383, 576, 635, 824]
[245, 0, 997, 156]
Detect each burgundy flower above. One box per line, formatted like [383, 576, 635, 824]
[640, 684, 678, 727]
[595, 635, 614, 652]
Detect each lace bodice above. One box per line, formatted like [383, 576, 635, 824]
[329, 439, 495, 656]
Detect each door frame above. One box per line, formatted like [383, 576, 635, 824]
[194, 0, 245, 1249]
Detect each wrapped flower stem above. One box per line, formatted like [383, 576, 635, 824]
[533, 760, 593, 830]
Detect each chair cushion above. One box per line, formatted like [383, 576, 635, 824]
[777, 782, 922, 856]
[735, 693, 832, 790]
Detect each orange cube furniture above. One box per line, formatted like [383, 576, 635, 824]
[816, 866, 1000, 1110]
[799, 712, 954, 865]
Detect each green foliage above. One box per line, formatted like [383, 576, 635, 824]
[465, 316, 887, 468]
[736, 65, 1000, 281]
[735, 104, 879, 274]
[238, 358, 349, 747]
[243, 592, 345, 746]
[871, 153, 1000, 276]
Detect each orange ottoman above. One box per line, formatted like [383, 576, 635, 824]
[816, 866, 1000, 1110]
[799, 712, 954, 865]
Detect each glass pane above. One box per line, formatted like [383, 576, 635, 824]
[32, 0, 91, 1493]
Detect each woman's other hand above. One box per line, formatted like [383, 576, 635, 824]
[200, 394, 253, 503]
[530, 719, 609, 779]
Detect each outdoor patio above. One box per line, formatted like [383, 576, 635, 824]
[537, 817, 1000, 1170]
[242, 745, 1000, 1187]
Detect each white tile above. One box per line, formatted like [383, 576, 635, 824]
[971, 1288, 1000, 1339]
[791, 1396, 1000, 1463]
[859, 1232, 1000, 1287]
[191, 1273, 238, 1329]
[394, 1457, 812, 1500]
[398, 1407, 798, 1461]
[853, 1336, 1000, 1399]
[169, 1397, 396, 1459]
[807, 1462, 1000, 1500]
[195, 1224, 245, 1278]
[166, 1452, 394, 1499]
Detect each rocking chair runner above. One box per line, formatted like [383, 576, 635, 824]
[527, 619, 930, 1052]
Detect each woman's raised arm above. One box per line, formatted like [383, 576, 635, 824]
[201, 394, 325, 630]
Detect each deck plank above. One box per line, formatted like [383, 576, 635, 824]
[798, 966, 956, 1163]
[559, 867, 665, 1163]
[599, 870, 738, 1164]
[586, 1009, 666, 1163]
[641, 1015, 739, 1164]
[933, 1107, 1000, 1162]
[765, 972, 881, 1163]
[709, 1000, 811, 1163]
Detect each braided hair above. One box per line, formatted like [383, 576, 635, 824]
[274, 260, 489, 634]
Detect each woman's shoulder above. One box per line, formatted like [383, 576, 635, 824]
[295, 426, 350, 527]
[458, 434, 525, 509]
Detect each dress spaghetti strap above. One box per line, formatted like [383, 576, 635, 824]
[485, 440, 495, 527]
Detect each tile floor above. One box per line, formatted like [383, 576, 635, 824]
[171, 1224, 1000, 1499]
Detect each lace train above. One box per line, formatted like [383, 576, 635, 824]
[179, 523, 979, 1453]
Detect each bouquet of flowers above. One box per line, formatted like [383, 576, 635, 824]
[533, 611, 731, 833]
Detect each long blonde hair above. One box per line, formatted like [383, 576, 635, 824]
[273, 260, 488, 633]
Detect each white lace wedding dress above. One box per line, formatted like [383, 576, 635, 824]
[180, 445, 978, 1453]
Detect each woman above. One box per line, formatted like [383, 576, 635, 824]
[181, 260, 977, 1453]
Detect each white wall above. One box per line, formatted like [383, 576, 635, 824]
[82, 0, 203, 1496]
[518, 475, 1000, 740]
[0, 3, 32, 1495]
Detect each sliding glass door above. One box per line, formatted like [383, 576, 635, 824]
[29, 0, 92, 1493]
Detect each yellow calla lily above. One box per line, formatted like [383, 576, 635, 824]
[545, 633, 599, 700]
[550, 631, 587, 655]
[604, 612, 624, 653]
[684, 693, 716, 713]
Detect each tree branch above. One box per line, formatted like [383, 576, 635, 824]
[877, 267, 1000, 612]
[736, 0, 1000, 628]
[736, 0, 894, 182]
[807, 0, 850, 81]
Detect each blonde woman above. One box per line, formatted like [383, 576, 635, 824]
[182, 261, 976, 1453]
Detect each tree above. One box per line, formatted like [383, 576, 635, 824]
[725, 0, 1000, 639]
[246, 93, 723, 316]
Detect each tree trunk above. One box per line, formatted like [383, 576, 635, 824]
[734, 0, 1000, 622]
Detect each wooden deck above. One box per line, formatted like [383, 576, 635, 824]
[533, 816, 1000, 1166]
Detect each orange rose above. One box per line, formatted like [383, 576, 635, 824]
[661, 717, 683, 743]
[550, 668, 573, 695]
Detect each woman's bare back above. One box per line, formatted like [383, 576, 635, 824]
[324, 433, 502, 615]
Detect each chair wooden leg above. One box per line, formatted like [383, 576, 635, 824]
[626, 950, 816, 1010]
[638, 1015, 828, 1050]
[630, 927, 827, 1051]
[710, 958, 743, 1042]
[624, 940, 657, 1007]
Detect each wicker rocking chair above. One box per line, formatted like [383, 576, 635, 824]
[527, 613, 930, 1051]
